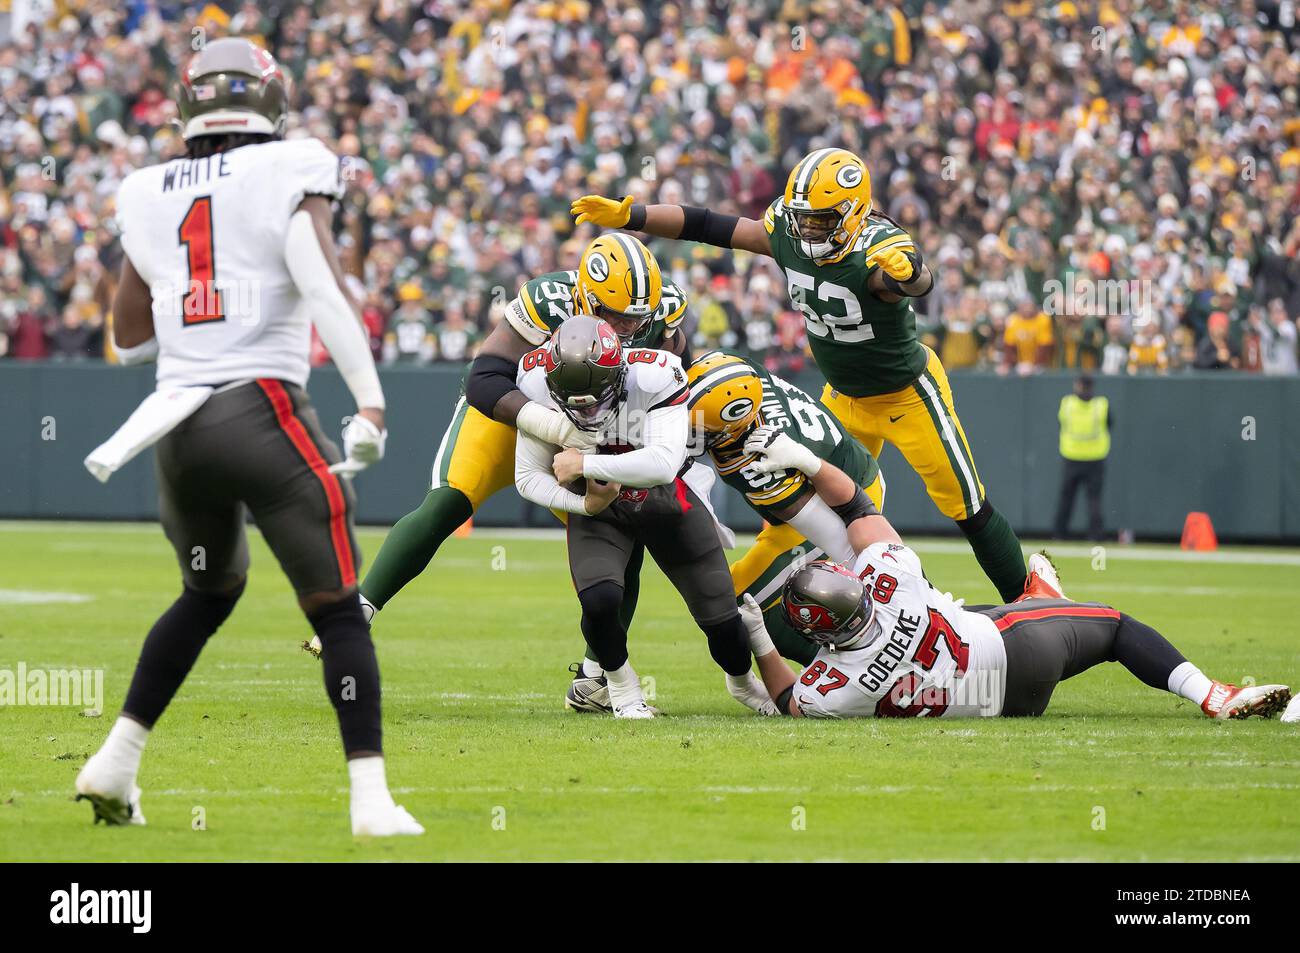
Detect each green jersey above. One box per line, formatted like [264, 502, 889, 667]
[763, 200, 928, 397]
[503, 269, 688, 349]
[707, 362, 880, 522]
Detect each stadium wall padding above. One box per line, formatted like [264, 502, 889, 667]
[1, 363, 1296, 542]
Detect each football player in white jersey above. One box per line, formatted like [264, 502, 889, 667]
[514, 316, 770, 718]
[75, 38, 421, 836]
[736, 430, 1292, 722]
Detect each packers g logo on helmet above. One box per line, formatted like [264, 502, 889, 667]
[574, 234, 662, 344]
[783, 148, 873, 264]
[586, 252, 610, 282]
[686, 351, 764, 448]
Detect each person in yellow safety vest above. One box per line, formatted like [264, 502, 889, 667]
[1053, 374, 1111, 541]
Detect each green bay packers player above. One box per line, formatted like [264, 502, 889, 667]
[355, 234, 690, 632]
[572, 147, 1027, 603]
[686, 350, 886, 666]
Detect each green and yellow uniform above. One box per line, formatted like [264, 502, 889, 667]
[432, 270, 687, 508]
[762, 199, 986, 522]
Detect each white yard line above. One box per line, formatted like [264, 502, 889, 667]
[4, 521, 1298, 564]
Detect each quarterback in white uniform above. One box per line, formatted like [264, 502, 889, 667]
[738, 431, 1292, 722]
[514, 316, 770, 718]
[75, 38, 421, 837]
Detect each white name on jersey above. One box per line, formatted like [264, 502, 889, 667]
[792, 543, 1007, 719]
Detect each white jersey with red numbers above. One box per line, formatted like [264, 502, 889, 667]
[114, 137, 343, 389]
[791, 542, 1008, 719]
[516, 346, 690, 450]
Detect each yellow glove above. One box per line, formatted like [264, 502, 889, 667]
[571, 194, 633, 228]
[868, 245, 919, 283]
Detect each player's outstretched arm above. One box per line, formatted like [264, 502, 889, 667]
[571, 194, 773, 258]
[739, 596, 801, 717]
[286, 197, 386, 474]
[110, 255, 159, 365]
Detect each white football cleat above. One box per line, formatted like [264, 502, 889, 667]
[613, 700, 657, 719]
[726, 672, 779, 716]
[75, 756, 145, 826]
[303, 635, 323, 658]
[351, 803, 425, 837]
[1021, 551, 1065, 600]
[1281, 694, 1300, 724]
[1201, 681, 1292, 720]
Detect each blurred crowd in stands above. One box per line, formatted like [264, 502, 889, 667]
[1, 0, 1299, 376]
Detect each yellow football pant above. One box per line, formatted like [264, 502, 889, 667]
[821, 346, 985, 522]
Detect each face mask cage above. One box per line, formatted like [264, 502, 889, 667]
[587, 295, 652, 344]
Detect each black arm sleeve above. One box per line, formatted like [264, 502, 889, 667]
[830, 486, 878, 525]
[465, 354, 520, 420]
[775, 684, 796, 716]
[678, 206, 741, 248]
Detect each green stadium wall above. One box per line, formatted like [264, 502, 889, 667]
[2, 363, 1297, 542]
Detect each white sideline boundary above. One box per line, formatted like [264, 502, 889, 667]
[4, 520, 1299, 565]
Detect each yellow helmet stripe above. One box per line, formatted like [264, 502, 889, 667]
[794, 147, 837, 196]
[612, 233, 650, 304]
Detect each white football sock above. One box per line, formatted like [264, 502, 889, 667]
[348, 755, 395, 811]
[97, 716, 149, 779]
[604, 662, 643, 710]
[725, 673, 755, 693]
[1168, 661, 1214, 704]
[581, 658, 604, 679]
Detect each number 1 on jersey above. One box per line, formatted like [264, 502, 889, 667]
[178, 196, 224, 325]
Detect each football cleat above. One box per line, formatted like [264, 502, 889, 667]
[75, 757, 145, 826]
[303, 635, 322, 658]
[1201, 681, 1292, 720]
[612, 700, 657, 720]
[1020, 551, 1065, 601]
[564, 662, 612, 714]
[351, 803, 425, 837]
[1281, 694, 1300, 724]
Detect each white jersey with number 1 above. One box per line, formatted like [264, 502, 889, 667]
[792, 543, 1008, 719]
[114, 137, 343, 389]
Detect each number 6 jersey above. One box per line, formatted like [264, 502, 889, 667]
[791, 542, 1007, 719]
[114, 137, 344, 389]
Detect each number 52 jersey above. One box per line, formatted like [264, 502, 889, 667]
[791, 542, 1008, 719]
[114, 137, 344, 389]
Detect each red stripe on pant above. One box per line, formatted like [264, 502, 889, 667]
[674, 477, 692, 513]
[256, 379, 356, 587]
[994, 604, 1119, 633]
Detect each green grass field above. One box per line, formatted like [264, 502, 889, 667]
[1, 521, 1297, 862]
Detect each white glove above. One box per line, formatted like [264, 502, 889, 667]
[739, 594, 777, 657]
[516, 400, 601, 449]
[726, 671, 779, 716]
[744, 424, 822, 476]
[329, 414, 386, 477]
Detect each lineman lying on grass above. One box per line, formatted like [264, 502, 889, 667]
[734, 430, 1293, 721]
